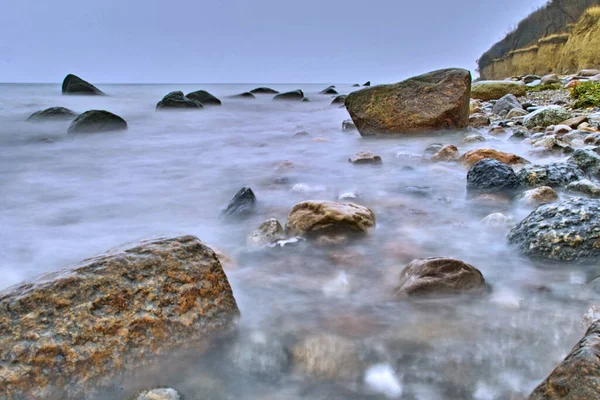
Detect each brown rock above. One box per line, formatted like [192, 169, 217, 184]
[469, 113, 490, 128]
[247, 218, 286, 248]
[561, 116, 589, 129]
[489, 126, 507, 136]
[431, 145, 460, 162]
[348, 151, 382, 165]
[344, 68, 471, 136]
[0, 236, 240, 399]
[461, 148, 530, 167]
[520, 186, 559, 207]
[394, 257, 486, 297]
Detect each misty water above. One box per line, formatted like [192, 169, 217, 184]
[0, 83, 596, 399]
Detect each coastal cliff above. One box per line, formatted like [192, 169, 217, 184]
[479, 0, 600, 79]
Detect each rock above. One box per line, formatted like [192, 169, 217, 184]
[249, 87, 279, 94]
[344, 68, 471, 136]
[0, 235, 239, 398]
[489, 126, 506, 136]
[301, 97, 310, 102]
[349, 151, 383, 165]
[506, 108, 529, 119]
[231, 92, 256, 99]
[247, 219, 286, 248]
[320, 86, 338, 95]
[221, 187, 257, 219]
[524, 106, 572, 129]
[481, 213, 514, 229]
[61, 74, 104, 95]
[133, 388, 182, 400]
[518, 162, 585, 189]
[462, 134, 486, 143]
[352, 84, 360, 87]
[568, 149, 600, 179]
[290, 333, 360, 380]
[461, 148, 529, 167]
[507, 198, 600, 261]
[27, 107, 78, 121]
[394, 257, 486, 297]
[523, 75, 541, 84]
[470, 81, 526, 101]
[431, 145, 460, 162]
[530, 321, 600, 399]
[423, 143, 444, 156]
[466, 159, 521, 196]
[156, 91, 203, 109]
[520, 186, 559, 206]
[185, 90, 222, 106]
[509, 128, 530, 141]
[562, 116, 588, 129]
[342, 119, 357, 132]
[530, 135, 574, 155]
[294, 131, 310, 137]
[566, 179, 600, 198]
[492, 94, 523, 116]
[228, 331, 290, 379]
[363, 81, 371, 86]
[273, 90, 304, 101]
[67, 110, 127, 133]
[468, 113, 490, 127]
[579, 69, 600, 77]
[540, 74, 561, 85]
[331, 95, 347, 106]
[285, 201, 375, 240]
[551, 124, 573, 135]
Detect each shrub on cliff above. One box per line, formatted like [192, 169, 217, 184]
[571, 81, 600, 108]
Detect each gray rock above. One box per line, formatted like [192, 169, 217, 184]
[468, 113, 490, 127]
[517, 162, 584, 188]
[540, 74, 561, 85]
[523, 75, 541, 84]
[221, 187, 257, 219]
[506, 108, 529, 119]
[342, 119, 357, 132]
[507, 198, 600, 261]
[466, 159, 521, 196]
[247, 219, 286, 248]
[156, 91, 203, 109]
[492, 94, 523, 117]
[524, 106, 572, 129]
[566, 179, 600, 198]
[568, 149, 600, 179]
[186, 90, 222, 106]
[62, 74, 104, 95]
[228, 331, 290, 379]
[579, 69, 600, 77]
[273, 90, 304, 101]
[133, 388, 181, 400]
[27, 107, 78, 121]
[331, 95, 347, 106]
[67, 110, 127, 133]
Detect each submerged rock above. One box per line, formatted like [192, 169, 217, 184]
[27, 106, 78, 121]
[221, 187, 257, 219]
[185, 90, 222, 106]
[344, 68, 471, 136]
[247, 218, 286, 248]
[470, 81, 526, 101]
[481, 213, 514, 229]
[342, 119, 357, 132]
[507, 198, 600, 261]
[461, 148, 529, 167]
[462, 134, 487, 143]
[492, 94, 523, 117]
[431, 145, 460, 162]
[290, 333, 360, 380]
[0, 235, 239, 398]
[231, 92, 256, 99]
[363, 81, 371, 86]
[394, 257, 486, 297]
[249, 87, 279, 94]
[67, 110, 127, 133]
[320, 86, 338, 95]
[273, 90, 304, 101]
[524, 106, 571, 129]
[466, 159, 521, 196]
[156, 91, 203, 109]
[517, 163, 584, 189]
[331, 94, 347, 106]
[62, 74, 104, 95]
[349, 151, 383, 165]
[133, 388, 182, 400]
[520, 186, 559, 206]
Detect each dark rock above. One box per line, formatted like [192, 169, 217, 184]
[61, 74, 104, 95]
[250, 87, 279, 94]
[352, 84, 360, 87]
[67, 110, 127, 133]
[492, 94, 523, 117]
[156, 91, 203, 110]
[231, 92, 256, 99]
[466, 159, 521, 196]
[523, 75, 541, 84]
[331, 95, 347, 106]
[273, 90, 304, 101]
[186, 90, 222, 106]
[320, 86, 338, 95]
[509, 128, 529, 141]
[345, 68, 471, 136]
[363, 81, 371, 86]
[301, 98, 310, 102]
[221, 187, 257, 219]
[27, 107, 77, 121]
[568, 149, 600, 179]
[517, 163, 584, 188]
[394, 257, 486, 297]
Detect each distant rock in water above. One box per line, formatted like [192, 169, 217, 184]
[222, 187, 257, 219]
[320, 86, 338, 95]
[68, 110, 127, 133]
[156, 91, 203, 110]
[61, 74, 104, 95]
[352, 84, 360, 87]
[250, 87, 279, 94]
[331, 95, 347, 106]
[231, 92, 256, 99]
[273, 90, 304, 101]
[301, 97, 310, 102]
[186, 90, 222, 106]
[27, 107, 77, 121]
[344, 68, 471, 136]
[363, 81, 371, 86]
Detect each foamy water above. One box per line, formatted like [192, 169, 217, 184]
[0, 83, 596, 399]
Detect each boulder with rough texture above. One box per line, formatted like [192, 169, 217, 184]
[344, 68, 471, 136]
[349, 151, 382, 165]
[247, 218, 286, 248]
[67, 110, 127, 133]
[0, 235, 239, 399]
[492, 94, 523, 116]
[566, 179, 600, 198]
[285, 201, 375, 240]
[249, 87, 279, 94]
[431, 145, 460, 162]
[221, 187, 256, 219]
[524, 106, 572, 129]
[62, 74, 104, 95]
[568, 149, 600, 179]
[27, 107, 78, 121]
[530, 321, 600, 399]
[394, 257, 486, 297]
[470, 81, 526, 101]
[156, 91, 203, 109]
[520, 186, 559, 206]
[185, 90, 222, 106]
[507, 198, 600, 261]
[517, 163, 584, 189]
[273, 90, 304, 101]
[466, 159, 521, 196]
[461, 148, 529, 167]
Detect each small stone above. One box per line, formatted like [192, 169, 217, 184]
[488, 126, 506, 136]
[294, 131, 310, 137]
[540, 74, 561, 85]
[247, 219, 286, 248]
[431, 145, 460, 162]
[273, 90, 304, 101]
[519, 187, 559, 206]
[579, 69, 600, 77]
[462, 134, 486, 143]
[481, 213, 514, 229]
[27, 107, 78, 121]
[134, 388, 181, 400]
[469, 113, 490, 127]
[349, 151, 382, 165]
[568, 149, 600, 179]
[156, 91, 203, 109]
[524, 106, 572, 129]
[506, 108, 529, 119]
[68, 110, 127, 133]
[552, 124, 572, 135]
[492, 94, 523, 116]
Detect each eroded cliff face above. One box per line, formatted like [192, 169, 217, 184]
[479, 1, 600, 79]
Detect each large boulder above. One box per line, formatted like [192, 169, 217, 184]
[568, 149, 600, 179]
[249, 87, 279, 94]
[524, 106, 571, 128]
[466, 159, 521, 196]
[273, 90, 304, 101]
[156, 91, 203, 110]
[185, 90, 222, 106]
[492, 94, 523, 117]
[507, 198, 600, 261]
[285, 201, 375, 240]
[27, 106, 78, 121]
[67, 110, 127, 133]
[530, 321, 600, 399]
[62, 74, 104, 95]
[344, 68, 471, 136]
[0, 235, 239, 398]
[517, 162, 584, 189]
[461, 148, 529, 167]
[394, 257, 486, 297]
[470, 81, 526, 101]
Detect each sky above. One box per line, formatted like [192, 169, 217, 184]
[0, 0, 548, 84]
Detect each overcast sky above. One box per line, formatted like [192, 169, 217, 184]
[0, 0, 547, 83]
